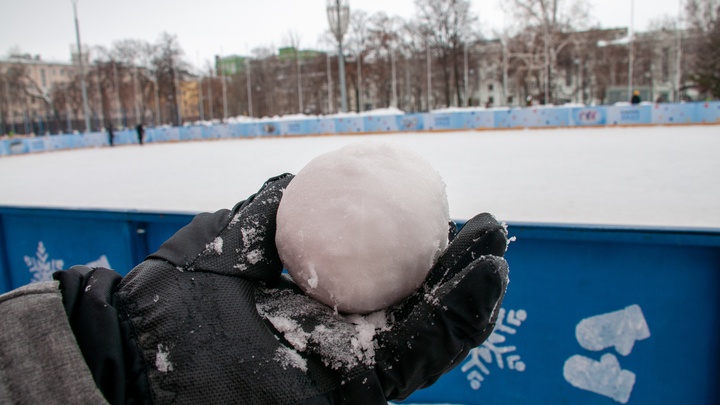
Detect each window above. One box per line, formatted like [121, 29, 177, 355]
[41, 69, 46, 87]
[507, 96, 513, 103]
[488, 84, 494, 91]
[488, 96, 494, 103]
[662, 47, 670, 82]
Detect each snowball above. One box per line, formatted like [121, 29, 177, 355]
[275, 141, 450, 314]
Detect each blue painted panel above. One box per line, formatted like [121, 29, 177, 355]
[114, 130, 137, 145]
[213, 124, 231, 138]
[307, 118, 336, 134]
[424, 112, 452, 130]
[228, 123, 246, 138]
[696, 101, 720, 124]
[651, 103, 695, 124]
[0, 206, 719, 403]
[607, 105, 652, 125]
[406, 225, 720, 405]
[364, 115, 401, 132]
[279, 120, 308, 136]
[180, 125, 203, 140]
[451, 110, 494, 129]
[396, 114, 424, 131]
[3, 138, 29, 154]
[569, 106, 608, 126]
[1, 213, 135, 288]
[259, 122, 280, 136]
[334, 117, 364, 134]
[26, 137, 46, 153]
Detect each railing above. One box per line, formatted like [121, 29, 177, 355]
[2, 101, 719, 157]
[0, 205, 718, 404]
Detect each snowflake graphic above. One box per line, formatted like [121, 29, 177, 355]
[24, 241, 64, 283]
[461, 308, 527, 389]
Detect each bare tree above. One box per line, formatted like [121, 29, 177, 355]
[502, 0, 591, 104]
[414, 0, 477, 107]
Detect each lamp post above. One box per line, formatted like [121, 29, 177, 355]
[72, 0, 91, 132]
[327, 0, 349, 113]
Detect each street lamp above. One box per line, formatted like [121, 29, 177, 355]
[72, 0, 91, 132]
[327, 0, 349, 113]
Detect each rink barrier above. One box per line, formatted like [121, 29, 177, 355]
[0, 205, 718, 404]
[1, 101, 719, 156]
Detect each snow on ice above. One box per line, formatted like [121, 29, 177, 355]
[0, 126, 719, 228]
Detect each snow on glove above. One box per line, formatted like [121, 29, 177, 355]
[256, 212, 510, 403]
[114, 174, 509, 405]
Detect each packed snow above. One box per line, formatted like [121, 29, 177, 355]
[275, 141, 450, 314]
[0, 125, 719, 229]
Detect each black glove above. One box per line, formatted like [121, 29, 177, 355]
[112, 173, 509, 405]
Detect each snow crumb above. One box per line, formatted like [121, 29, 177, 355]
[275, 346, 308, 373]
[84, 285, 91, 292]
[241, 227, 262, 249]
[256, 285, 390, 371]
[307, 263, 318, 289]
[265, 315, 310, 351]
[233, 263, 248, 271]
[205, 237, 223, 255]
[155, 343, 173, 372]
[229, 213, 241, 227]
[246, 249, 262, 264]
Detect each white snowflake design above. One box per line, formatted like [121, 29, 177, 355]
[24, 241, 64, 283]
[461, 308, 527, 389]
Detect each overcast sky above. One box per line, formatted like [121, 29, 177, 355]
[1, 0, 683, 70]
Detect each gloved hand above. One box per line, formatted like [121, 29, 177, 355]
[115, 173, 509, 405]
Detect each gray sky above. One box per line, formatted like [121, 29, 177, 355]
[1, 0, 683, 70]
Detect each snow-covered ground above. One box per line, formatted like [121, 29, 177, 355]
[1, 125, 719, 229]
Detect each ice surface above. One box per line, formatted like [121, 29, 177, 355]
[1, 126, 719, 228]
[275, 141, 450, 314]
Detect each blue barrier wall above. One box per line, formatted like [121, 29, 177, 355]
[0, 205, 718, 404]
[2, 101, 719, 157]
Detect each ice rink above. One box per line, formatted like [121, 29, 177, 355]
[1, 124, 719, 229]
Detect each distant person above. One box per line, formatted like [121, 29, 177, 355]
[631, 90, 641, 105]
[526, 95, 533, 107]
[136, 124, 145, 145]
[107, 124, 114, 147]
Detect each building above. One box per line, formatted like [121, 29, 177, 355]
[0, 54, 78, 130]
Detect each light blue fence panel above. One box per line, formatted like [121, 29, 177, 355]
[494, 108, 522, 128]
[364, 115, 401, 132]
[334, 117, 364, 133]
[258, 121, 280, 136]
[696, 101, 720, 124]
[41, 135, 69, 151]
[651, 102, 696, 124]
[307, 118, 336, 134]
[569, 106, 608, 126]
[179, 126, 198, 141]
[424, 113, 453, 130]
[211, 124, 230, 138]
[607, 105, 652, 125]
[396, 114, 424, 131]
[279, 120, 308, 136]
[450, 110, 495, 129]
[74, 132, 108, 148]
[4, 138, 29, 155]
[228, 123, 246, 137]
[114, 130, 137, 145]
[26, 137, 46, 153]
